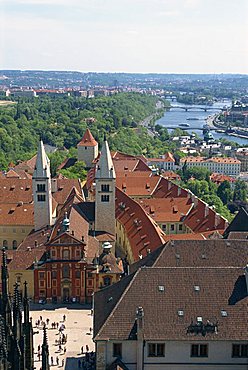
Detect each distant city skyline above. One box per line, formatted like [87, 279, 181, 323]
[0, 0, 247, 74]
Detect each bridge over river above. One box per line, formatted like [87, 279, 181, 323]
[166, 106, 227, 112]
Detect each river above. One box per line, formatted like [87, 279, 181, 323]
[156, 100, 248, 146]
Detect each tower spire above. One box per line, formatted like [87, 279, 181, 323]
[95, 140, 116, 179]
[41, 325, 50, 370]
[1, 248, 12, 329]
[33, 140, 51, 179]
[12, 283, 22, 342]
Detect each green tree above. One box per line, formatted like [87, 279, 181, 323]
[217, 180, 233, 205]
[59, 161, 87, 180]
[233, 180, 247, 203]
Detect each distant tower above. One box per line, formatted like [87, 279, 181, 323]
[77, 129, 98, 168]
[95, 140, 116, 236]
[32, 141, 53, 231]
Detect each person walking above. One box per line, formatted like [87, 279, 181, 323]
[56, 356, 59, 366]
[62, 359, 64, 367]
[81, 346, 84, 354]
[51, 356, 53, 365]
[86, 345, 89, 352]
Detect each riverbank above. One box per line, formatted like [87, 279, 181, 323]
[213, 114, 248, 141]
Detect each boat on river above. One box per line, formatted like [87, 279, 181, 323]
[179, 123, 190, 127]
[186, 118, 199, 121]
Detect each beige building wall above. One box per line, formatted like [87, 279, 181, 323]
[0, 225, 33, 250]
[97, 340, 248, 370]
[95, 178, 116, 237]
[77, 144, 98, 168]
[4, 269, 34, 299]
[116, 220, 134, 263]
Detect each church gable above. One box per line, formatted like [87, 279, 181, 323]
[49, 232, 85, 246]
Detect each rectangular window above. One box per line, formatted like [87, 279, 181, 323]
[37, 184, 46, 192]
[170, 224, 175, 231]
[75, 270, 81, 278]
[148, 343, 165, 357]
[38, 194, 46, 202]
[39, 272, 45, 279]
[101, 195, 109, 202]
[178, 224, 183, 231]
[232, 344, 248, 358]
[101, 184, 110, 192]
[113, 343, 122, 358]
[191, 344, 208, 358]
[52, 271, 57, 279]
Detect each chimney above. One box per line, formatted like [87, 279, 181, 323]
[177, 187, 181, 196]
[34, 240, 38, 247]
[204, 203, 209, 218]
[136, 307, 144, 370]
[244, 265, 248, 292]
[215, 213, 220, 228]
[82, 236, 84, 242]
[168, 181, 171, 190]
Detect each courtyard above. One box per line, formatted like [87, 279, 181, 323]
[30, 305, 95, 370]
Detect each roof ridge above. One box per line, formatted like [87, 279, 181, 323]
[150, 175, 162, 196]
[96, 269, 141, 339]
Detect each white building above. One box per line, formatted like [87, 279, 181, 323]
[147, 152, 176, 171]
[180, 156, 241, 176]
[94, 240, 248, 370]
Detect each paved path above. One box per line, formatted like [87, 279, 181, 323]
[30, 307, 94, 370]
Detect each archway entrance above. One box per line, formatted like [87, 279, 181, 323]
[61, 280, 71, 302]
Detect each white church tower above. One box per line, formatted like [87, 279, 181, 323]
[95, 139, 116, 237]
[32, 141, 53, 231]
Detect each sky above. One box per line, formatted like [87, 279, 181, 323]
[0, 0, 247, 74]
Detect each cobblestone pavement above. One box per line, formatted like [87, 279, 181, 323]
[30, 306, 95, 370]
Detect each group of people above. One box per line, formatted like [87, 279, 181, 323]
[79, 346, 95, 369]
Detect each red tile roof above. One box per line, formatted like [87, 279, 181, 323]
[0, 203, 34, 225]
[137, 197, 193, 222]
[116, 188, 165, 260]
[210, 173, 236, 184]
[77, 129, 98, 147]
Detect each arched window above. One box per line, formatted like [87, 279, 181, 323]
[63, 250, 70, 259]
[3, 240, 8, 249]
[12, 240, 17, 250]
[62, 265, 70, 278]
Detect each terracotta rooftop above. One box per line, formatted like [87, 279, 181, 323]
[116, 174, 161, 197]
[181, 156, 241, 164]
[94, 266, 248, 341]
[0, 203, 34, 225]
[77, 128, 98, 147]
[116, 188, 165, 260]
[137, 197, 193, 222]
[210, 173, 236, 184]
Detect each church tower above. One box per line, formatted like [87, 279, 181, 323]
[77, 129, 98, 168]
[95, 140, 116, 237]
[32, 141, 53, 231]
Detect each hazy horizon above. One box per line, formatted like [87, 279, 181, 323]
[1, 0, 248, 74]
